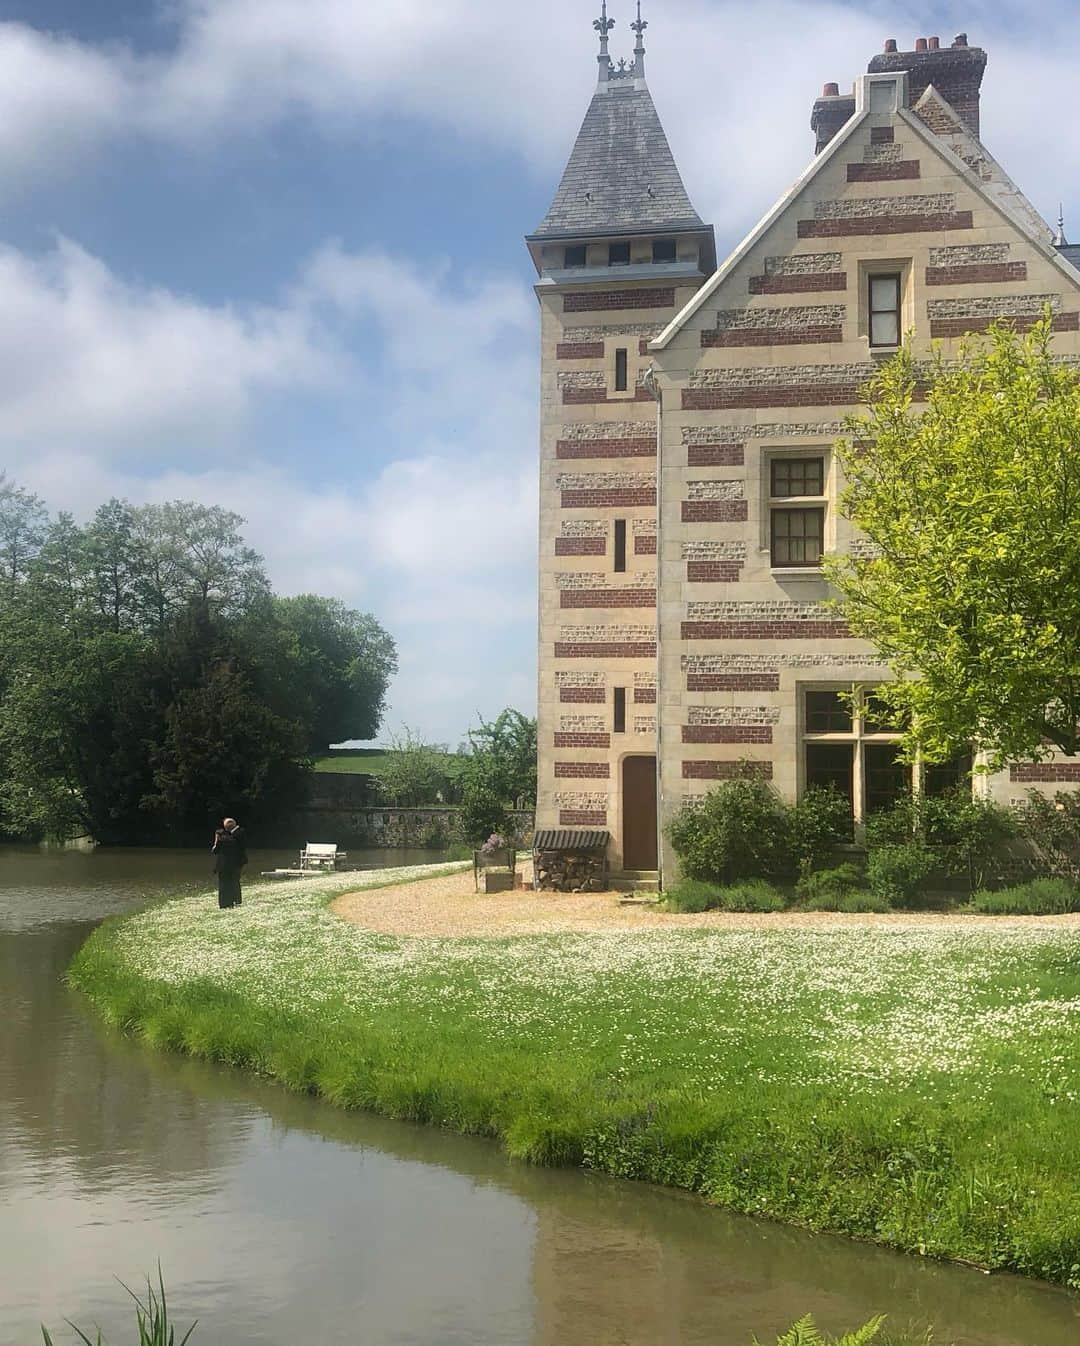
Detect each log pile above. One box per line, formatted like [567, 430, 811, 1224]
[535, 849, 607, 892]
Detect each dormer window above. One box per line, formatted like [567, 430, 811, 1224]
[608, 241, 631, 266]
[564, 245, 587, 268]
[652, 238, 676, 263]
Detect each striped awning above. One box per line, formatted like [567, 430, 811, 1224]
[533, 829, 610, 853]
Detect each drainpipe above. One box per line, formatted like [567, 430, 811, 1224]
[643, 364, 664, 891]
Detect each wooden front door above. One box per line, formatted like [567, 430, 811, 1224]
[622, 755, 657, 870]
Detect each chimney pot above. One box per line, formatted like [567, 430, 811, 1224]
[915, 37, 928, 52]
[928, 36, 940, 50]
[953, 33, 968, 47]
[823, 82, 839, 97]
[884, 38, 897, 53]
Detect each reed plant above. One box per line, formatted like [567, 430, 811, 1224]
[41, 1268, 196, 1346]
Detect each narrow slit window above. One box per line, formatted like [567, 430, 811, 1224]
[614, 347, 628, 392]
[608, 241, 631, 266]
[613, 686, 626, 734]
[869, 273, 902, 348]
[564, 244, 587, 268]
[613, 519, 627, 572]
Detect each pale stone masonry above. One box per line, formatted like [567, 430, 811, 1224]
[528, 22, 1080, 881]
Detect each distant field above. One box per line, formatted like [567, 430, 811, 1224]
[313, 749, 465, 778]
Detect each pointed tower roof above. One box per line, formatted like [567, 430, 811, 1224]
[528, 5, 705, 242]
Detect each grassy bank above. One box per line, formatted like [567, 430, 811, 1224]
[69, 866, 1080, 1288]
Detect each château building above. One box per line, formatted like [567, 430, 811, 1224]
[527, 12, 1080, 883]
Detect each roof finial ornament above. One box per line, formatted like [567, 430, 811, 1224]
[1055, 203, 1068, 248]
[631, 1, 647, 78]
[594, 1, 615, 83]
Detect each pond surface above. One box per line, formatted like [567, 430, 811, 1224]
[2, 845, 1079, 1346]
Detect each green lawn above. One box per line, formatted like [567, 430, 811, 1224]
[313, 748, 465, 778]
[69, 866, 1080, 1289]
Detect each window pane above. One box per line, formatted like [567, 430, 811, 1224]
[806, 743, 855, 806]
[613, 687, 626, 734]
[771, 457, 824, 498]
[614, 347, 628, 392]
[806, 690, 852, 734]
[613, 518, 627, 573]
[772, 508, 823, 565]
[870, 276, 898, 311]
[924, 753, 973, 798]
[652, 238, 676, 263]
[564, 245, 587, 268]
[865, 743, 912, 814]
[863, 694, 907, 733]
[609, 242, 630, 266]
[871, 312, 899, 346]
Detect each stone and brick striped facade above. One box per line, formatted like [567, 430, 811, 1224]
[531, 35, 1080, 881]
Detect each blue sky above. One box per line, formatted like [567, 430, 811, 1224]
[0, 0, 1075, 744]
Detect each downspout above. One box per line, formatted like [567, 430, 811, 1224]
[643, 365, 664, 891]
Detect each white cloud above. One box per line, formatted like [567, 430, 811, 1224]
[0, 239, 538, 742]
[0, 238, 340, 459]
[4, 3, 1080, 239]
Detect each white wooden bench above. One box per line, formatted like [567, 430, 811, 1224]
[299, 842, 345, 871]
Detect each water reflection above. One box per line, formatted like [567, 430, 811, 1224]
[1, 847, 1078, 1346]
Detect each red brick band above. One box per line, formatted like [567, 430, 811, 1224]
[638, 339, 651, 356]
[560, 588, 656, 608]
[798, 211, 972, 238]
[687, 444, 745, 468]
[748, 273, 847, 295]
[556, 342, 605, 359]
[687, 673, 781, 691]
[682, 760, 773, 779]
[846, 162, 920, 182]
[687, 561, 742, 582]
[925, 262, 1027, 286]
[559, 687, 605, 703]
[555, 537, 606, 556]
[556, 438, 654, 459]
[634, 534, 657, 555]
[702, 326, 843, 348]
[930, 313, 1079, 339]
[555, 761, 610, 778]
[1010, 764, 1080, 782]
[559, 809, 607, 826]
[554, 641, 656, 658]
[554, 731, 611, 748]
[681, 620, 851, 640]
[634, 687, 657, 703]
[681, 500, 748, 522]
[563, 288, 675, 313]
[562, 488, 656, 508]
[683, 725, 773, 744]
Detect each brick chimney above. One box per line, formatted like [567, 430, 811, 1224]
[867, 34, 987, 136]
[812, 34, 987, 153]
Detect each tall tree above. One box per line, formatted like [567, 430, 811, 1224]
[459, 708, 537, 843]
[827, 317, 1080, 767]
[274, 594, 398, 751]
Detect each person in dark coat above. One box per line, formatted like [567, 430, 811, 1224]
[212, 817, 247, 908]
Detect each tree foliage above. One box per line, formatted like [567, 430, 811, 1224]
[459, 708, 537, 844]
[377, 727, 457, 807]
[826, 317, 1080, 766]
[0, 487, 397, 843]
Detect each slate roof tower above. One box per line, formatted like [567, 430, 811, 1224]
[527, 6, 714, 883]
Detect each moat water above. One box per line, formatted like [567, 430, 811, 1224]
[2, 845, 1079, 1345]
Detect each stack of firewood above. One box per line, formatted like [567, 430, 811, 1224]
[534, 849, 606, 892]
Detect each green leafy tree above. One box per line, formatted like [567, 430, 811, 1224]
[274, 594, 398, 751]
[827, 317, 1080, 767]
[459, 708, 537, 844]
[378, 727, 455, 807]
